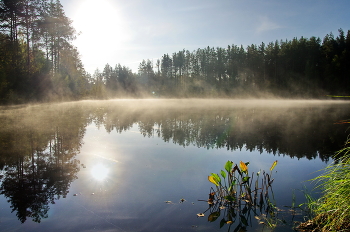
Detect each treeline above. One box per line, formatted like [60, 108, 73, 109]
[1, 1, 350, 102]
[90, 64, 140, 98]
[0, 0, 90, 103]
[134, 28, 350, 98]
[96, 28, 350, 98]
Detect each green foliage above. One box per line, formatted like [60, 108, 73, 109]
[0, 0, 90, 103]
[303, 140, 350, 231]
[132, 29, 350, 98]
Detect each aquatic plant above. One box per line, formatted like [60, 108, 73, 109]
[200, 160, 279, 231]
[207, 160, 277, 206]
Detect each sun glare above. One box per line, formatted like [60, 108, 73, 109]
[91, 163, 109, 181]
[72, 0, 130, 59]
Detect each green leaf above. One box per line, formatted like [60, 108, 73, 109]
[228, 180, 236, 192]
[242, 176, 250, 184]
[211, 173, 221, 184]
[224, 195, 235, 202]
[220, 170, 226, 179]
[225, 160, 233, 173]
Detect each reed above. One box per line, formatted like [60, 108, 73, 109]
[301, 139, 350, 231]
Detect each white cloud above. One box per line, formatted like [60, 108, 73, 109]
[256, 16, 283, 34]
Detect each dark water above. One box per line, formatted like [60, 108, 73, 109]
[1, 99, 350, 232]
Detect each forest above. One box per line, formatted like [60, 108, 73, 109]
[1, 0, 350, 104]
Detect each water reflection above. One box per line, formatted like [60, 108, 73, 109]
[91, 163, 109, 181]
[0, 99, 349, 226]
[85, 99, 350, 161]
[0, 104, 86, 223]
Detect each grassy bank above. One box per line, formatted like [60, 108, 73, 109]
[299, 138, 350, 231]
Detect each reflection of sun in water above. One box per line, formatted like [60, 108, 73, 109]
[91, 163, 109, 181]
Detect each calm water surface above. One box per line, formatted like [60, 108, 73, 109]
[1, 99, 350, 232]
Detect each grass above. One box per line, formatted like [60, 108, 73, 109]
[299, 138, 350, 231]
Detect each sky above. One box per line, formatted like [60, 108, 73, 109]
[60, 0, 350, 75]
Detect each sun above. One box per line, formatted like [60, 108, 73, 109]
[71, 0, 131, 62]
[91, 163, 109, 181]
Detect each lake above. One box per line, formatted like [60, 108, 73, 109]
[1, 99, 350, 232]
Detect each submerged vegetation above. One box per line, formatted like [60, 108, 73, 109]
[299, 139, 350, 231]
[198, 160, 280, 231]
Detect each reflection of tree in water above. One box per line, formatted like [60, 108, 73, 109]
[0, 101, 349, 223]
[0, 106, 86, 223]
[92, 103, 349, 161]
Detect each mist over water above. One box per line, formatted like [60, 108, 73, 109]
[0, 99, 350, 231]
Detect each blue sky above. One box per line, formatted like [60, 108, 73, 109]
[60, 0, 350, 74]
